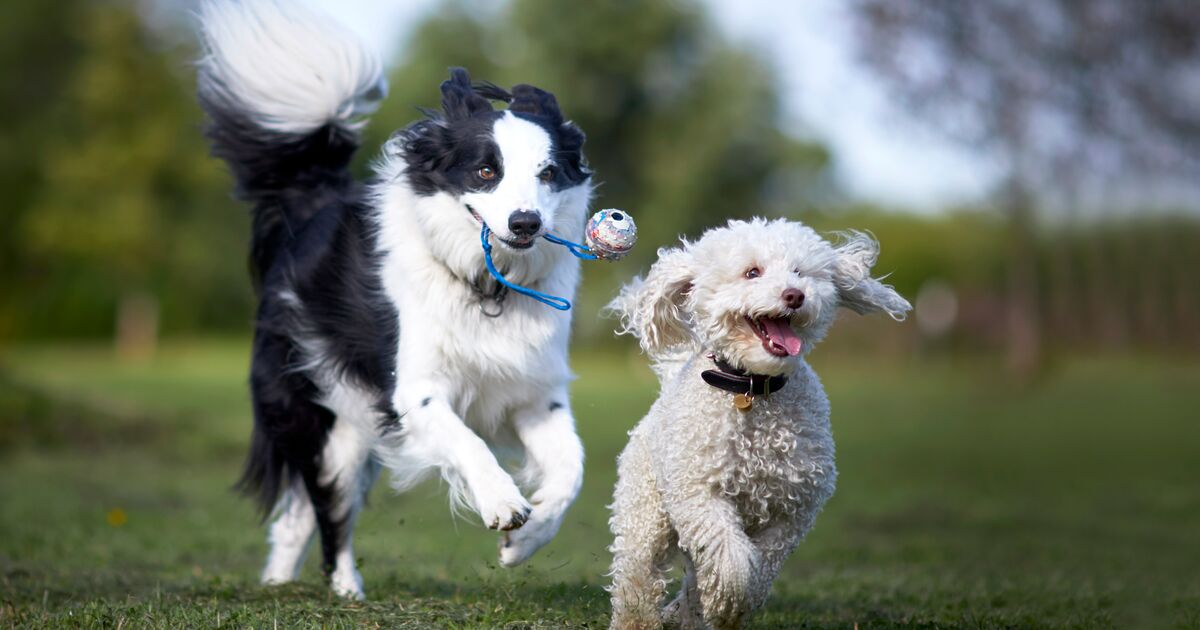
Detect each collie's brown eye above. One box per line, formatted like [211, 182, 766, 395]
[478, 165, 496, 180]
[744, 266, 761, 279]
[538, 166, 555, 182]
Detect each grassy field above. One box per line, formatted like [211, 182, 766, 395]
[1, 340, 1198, 628]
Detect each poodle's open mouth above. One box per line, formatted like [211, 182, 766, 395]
[746, 315, 803, 357]
[467, 206, 536, 250]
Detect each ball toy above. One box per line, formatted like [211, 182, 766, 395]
[585, 209, 638, 261]
[479, 208, 637, 311]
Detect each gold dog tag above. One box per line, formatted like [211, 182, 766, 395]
[733, 394, 753, 411]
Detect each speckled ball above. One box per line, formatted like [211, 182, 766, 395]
[585, 209, 637, 261]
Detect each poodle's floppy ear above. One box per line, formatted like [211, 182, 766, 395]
[608, 246, 696, 355]
[831, 231, 912, 320]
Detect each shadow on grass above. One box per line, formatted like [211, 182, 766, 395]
[2, 564, 613, 628]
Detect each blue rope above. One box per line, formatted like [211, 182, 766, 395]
[543, 233, 598, 260]
[479, 225, 596, 311]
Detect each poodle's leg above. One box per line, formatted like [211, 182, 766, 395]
[662, 551, 705, 630]
[378, 383, 531, 531]
[608, 438, 675, 630]
[668, 494, 758, 629]
[498, 391, 584, 566]
[743, 517, 814, 611]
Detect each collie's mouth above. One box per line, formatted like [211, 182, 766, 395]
[467, 206, 535, 249]
[746, 315, 803, 357]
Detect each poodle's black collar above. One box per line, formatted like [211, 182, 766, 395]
[700, 354, 788, 398]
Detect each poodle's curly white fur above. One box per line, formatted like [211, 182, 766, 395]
[606, 218, 910, 629]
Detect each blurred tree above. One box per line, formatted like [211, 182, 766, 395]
[3, 2, 248, 345]
[1, 0, 828, 345]
[0, 1, 83, 339]
[850, 0, 1200, 373]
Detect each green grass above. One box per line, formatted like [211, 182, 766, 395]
[1, 341, 1198, 628]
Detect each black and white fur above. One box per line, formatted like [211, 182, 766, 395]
[197, 1, 592, 599]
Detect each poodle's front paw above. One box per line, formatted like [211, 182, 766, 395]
[497, 503, 564, 566]
[700, 539, 761, 623]
[661, 591, 705, 630]
[474, 477, 533, 531]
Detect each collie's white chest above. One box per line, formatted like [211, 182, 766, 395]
[390, 275, 572, 432]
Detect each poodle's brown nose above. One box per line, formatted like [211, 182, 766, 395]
[782, 288, 805, 309]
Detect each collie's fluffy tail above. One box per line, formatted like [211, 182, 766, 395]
[197, 1, 384, 513]
[196, 0, 386, 283]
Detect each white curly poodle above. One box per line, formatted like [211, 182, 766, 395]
[605, 218, 911, 629]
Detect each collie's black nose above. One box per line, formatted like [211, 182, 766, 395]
[508, 211, 542, 238]
[782, 288, 805, 309]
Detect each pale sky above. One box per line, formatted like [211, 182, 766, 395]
[703, 0, 1002, 211]
[314, 0, 1001, 213]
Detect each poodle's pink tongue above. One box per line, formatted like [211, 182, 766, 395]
[761, 317, 803, 356]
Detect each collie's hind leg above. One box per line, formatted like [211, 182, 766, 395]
[250, 357, 326, 588]
[310, 416, 376, 600]
[262, 480, 316, 584]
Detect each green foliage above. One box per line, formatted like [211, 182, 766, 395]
[1, 0, 831, 343]
[1, 2, 248, 340]
[2, 343, 1199, 627]
[2, 0, 1194, 355]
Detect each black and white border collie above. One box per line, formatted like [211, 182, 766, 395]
[197, 1, 592, 599]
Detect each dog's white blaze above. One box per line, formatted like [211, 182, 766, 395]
[197, 0, 385, 134]
[462, 112, 559, 241]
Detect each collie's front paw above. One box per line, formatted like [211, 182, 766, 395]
[497, 508, 562, 567]
[488, 502, 532, 531]
[476, 481, 533, 531]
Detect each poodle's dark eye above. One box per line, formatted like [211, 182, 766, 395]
[538, 166, 555, 182]
[793, 267, 802, 276]
[744, 267, 762, 280]
[478, 165, 496, 181]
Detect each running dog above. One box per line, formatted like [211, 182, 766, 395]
[198, 1, 592, 598]
[606, 218, 910, 628]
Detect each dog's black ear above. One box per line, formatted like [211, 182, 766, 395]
[555, 120, 588, 179]
[509, 84, 564, 124]
[397, 119, 457, 195]
[508, 84, 589, 179]
[473, 80, 513, 104]
[440, 68, 493, 120]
